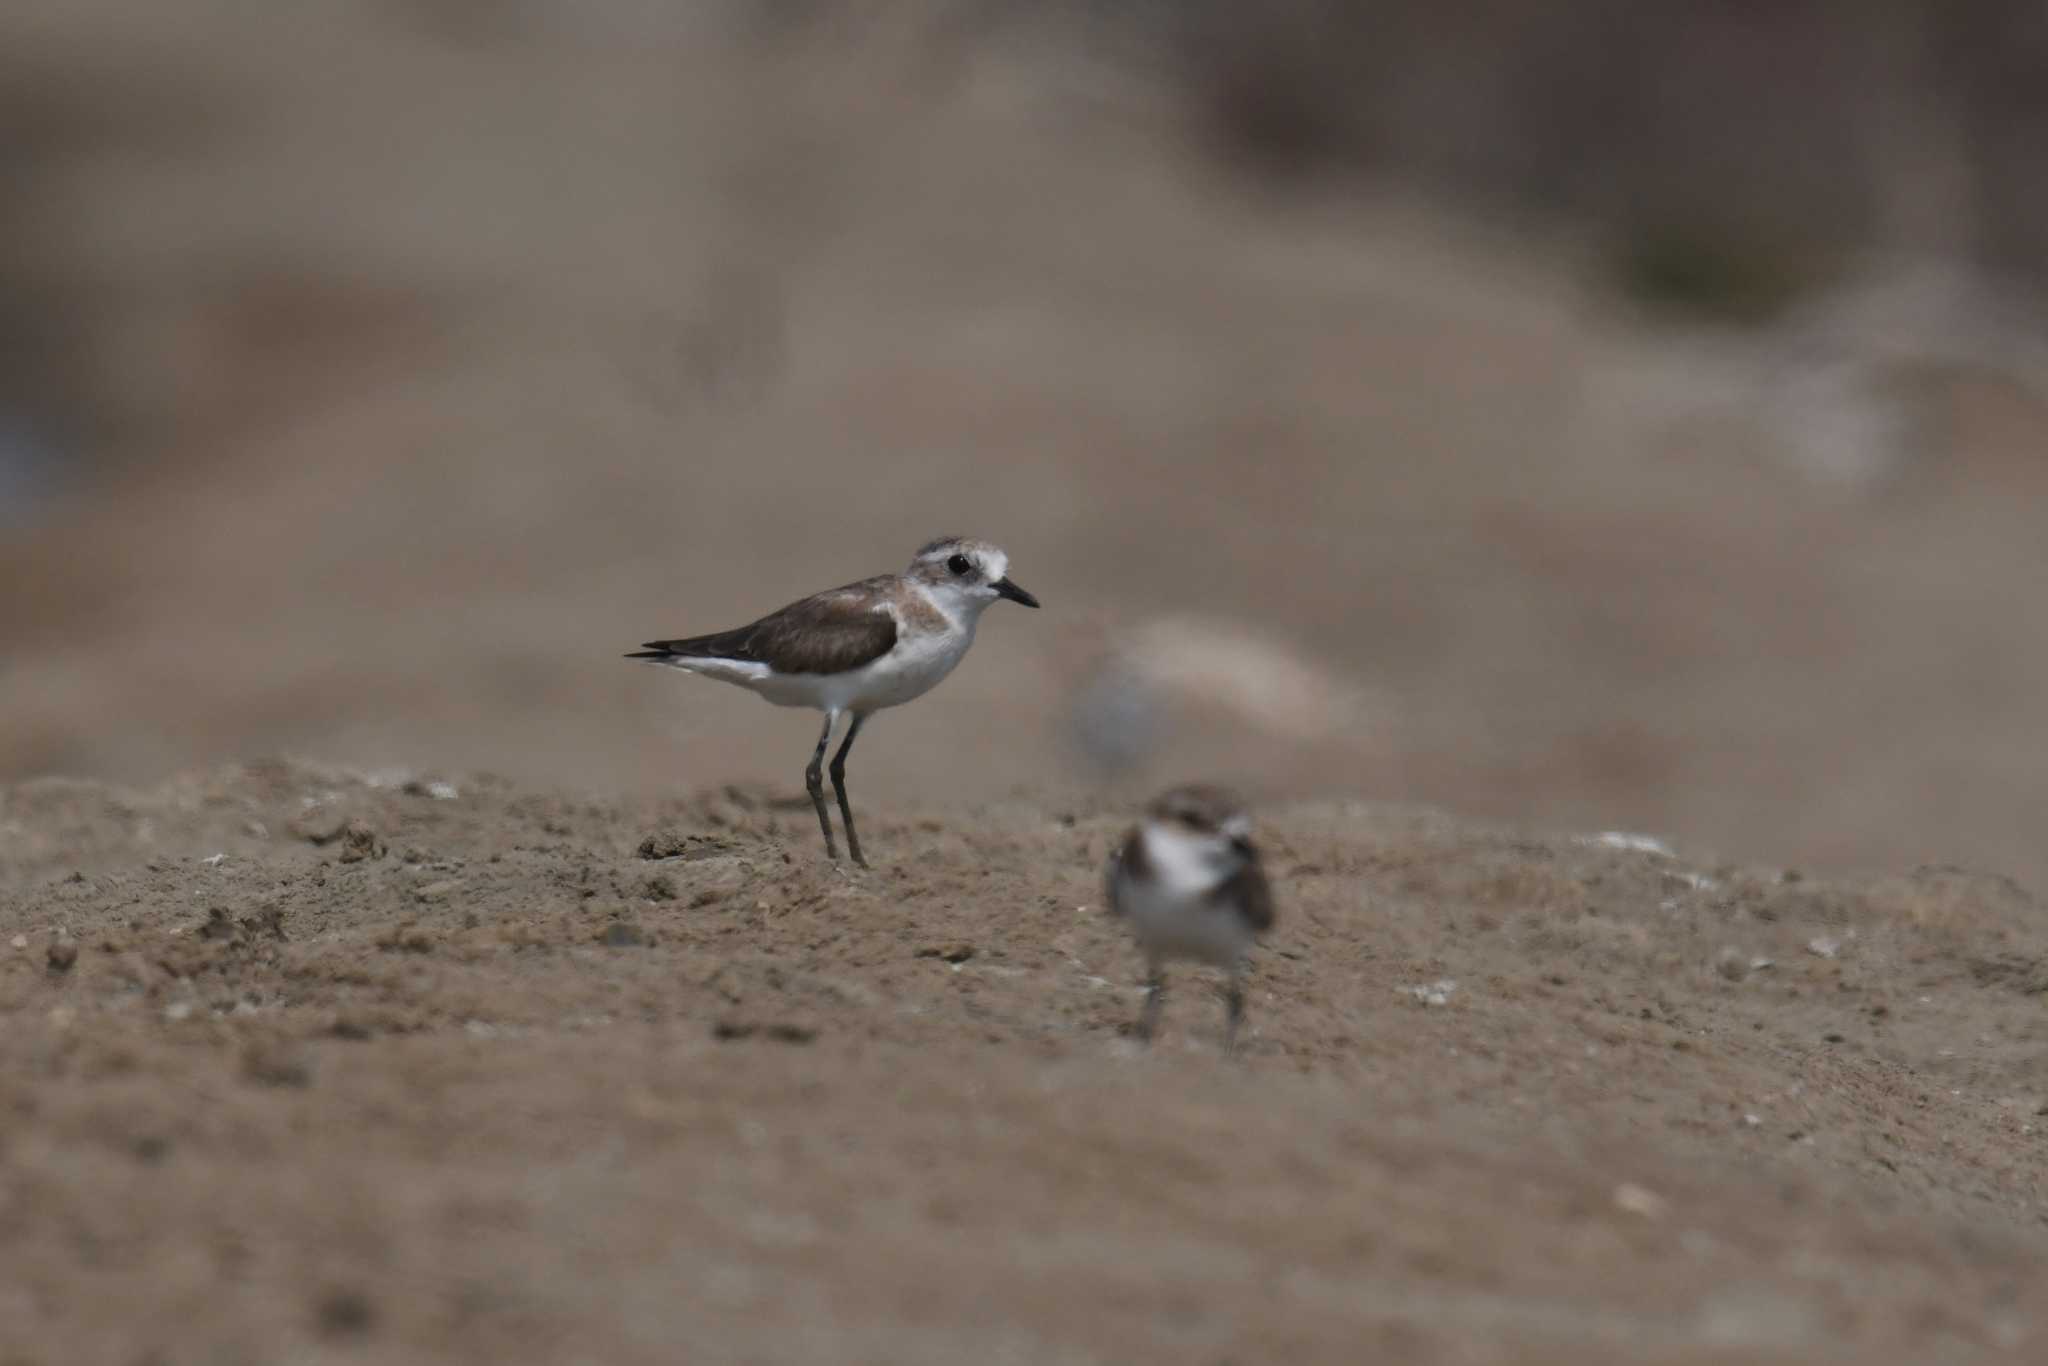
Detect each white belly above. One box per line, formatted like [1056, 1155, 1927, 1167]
[831, 622, 974, 711]
[1117, 875, 1255, 968]
[1114, 826, 1255, 969]
[679, 621, 974, 714]
[1114, 839, 1253, 966]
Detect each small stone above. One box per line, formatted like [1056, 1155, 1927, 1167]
[338, 823, 385, 863]
[1613, 1182, 1669, 1220]
[46, 940, 77, 972]
[1402, 979, 1457, 1007]
[1806, 936, 1840, 959]
[640, 831, 686, 859]
[9, 935, 26, 951]
[643, 874, 679, 902]
[915, 943, 976, 964]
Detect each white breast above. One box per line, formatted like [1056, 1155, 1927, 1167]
[805, 588, 971, 713]
[1141, 824, 1228, 898]
[1115, 825, 1253, 969]
[840, 621, 970, 710]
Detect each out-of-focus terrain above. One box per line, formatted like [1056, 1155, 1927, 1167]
[4, 2, 2048, 884]
[2, 761, 2045, 1363]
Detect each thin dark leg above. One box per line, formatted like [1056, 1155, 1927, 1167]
[1136, 959, 1165, 1043]
[805, 712, 840, 861]
[1223, 969, 1246, 1057]
[828, 713, 869, 868]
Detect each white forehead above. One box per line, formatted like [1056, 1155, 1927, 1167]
[919, 539, 1008, 578]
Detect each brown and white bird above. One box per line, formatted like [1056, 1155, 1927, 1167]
[626, 537, 1039, 866]
[1104, 783, 1276, 1054]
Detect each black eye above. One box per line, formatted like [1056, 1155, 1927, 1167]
[946, 554, 972, 576]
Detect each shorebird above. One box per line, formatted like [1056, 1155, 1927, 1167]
[626, 536, 1039, 866]
[1104, 783, 1276, 1054]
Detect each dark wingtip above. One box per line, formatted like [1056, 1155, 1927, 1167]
[624, 649, 671, 660]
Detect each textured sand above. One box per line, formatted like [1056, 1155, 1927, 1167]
[3, 762, 2043, 1363]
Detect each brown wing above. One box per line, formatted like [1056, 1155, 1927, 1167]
[631, 577, 898, 676]
[1210, 854, 1276, 934]
[1104, 826, 1145, 918]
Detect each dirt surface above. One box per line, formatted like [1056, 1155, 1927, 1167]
[4, 762, 2045, 1363]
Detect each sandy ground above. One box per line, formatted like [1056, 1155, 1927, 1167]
[3, 762, 2045, 1363]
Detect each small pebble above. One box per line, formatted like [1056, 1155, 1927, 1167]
[1613, 1183, 1669, 1219]
[1402, 979, 1457, 1007]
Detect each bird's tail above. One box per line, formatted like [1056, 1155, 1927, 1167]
[625, 638, 704, 666]
[625, 628, 756, 666]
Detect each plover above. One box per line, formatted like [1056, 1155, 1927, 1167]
[626, 536, 1039, 866]
[1104, 784, 1276, 1054]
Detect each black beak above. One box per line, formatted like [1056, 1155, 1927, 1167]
[992, 577, 1040, 609]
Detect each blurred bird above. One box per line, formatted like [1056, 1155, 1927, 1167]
[1104, 783, 1276, 1054]
[627, 536, 1039, 866]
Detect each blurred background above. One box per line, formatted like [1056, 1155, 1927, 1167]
[4, 0, 2048, 881]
